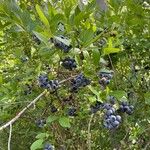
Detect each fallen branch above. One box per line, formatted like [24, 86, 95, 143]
[0, 90, 46, 131]
[8, 124, 12, 150]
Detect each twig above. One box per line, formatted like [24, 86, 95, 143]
[87, 114, 94, 150]
[0, 90, 46, 131]
[8, 124, 12, 150]
[58, 75, 77, 84]
[108, 55, 118, 90]
[144, 141, 150, 150]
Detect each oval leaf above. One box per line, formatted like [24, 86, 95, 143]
[35, 4, 50, 28]
[36, 133, 49, 139]
[46, 116, 58, 124]
[59, 117, 71, 128]
[30, 139, 43, 150]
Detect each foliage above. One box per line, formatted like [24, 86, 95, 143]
[0, 0, 150, 149]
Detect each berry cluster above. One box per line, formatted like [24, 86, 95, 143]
[119, 101, 134, 115]
[44, 143, 54, 150]
[51, 36, 72, 53]
[61, 57, 77, 70]
[70, 73, 90, 92]
[103, 103, 121, 129]
[35, 119, 46, 128]
[38, 74, 59, 91]
[90, 101, 103, 114]
[67, 107, 77, 116]
[99, 71, 113, 88]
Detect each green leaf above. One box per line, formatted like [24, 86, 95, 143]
[88, 85, 99, 96]
[30, 139, 43, 150]
[80, 29, 94, 44]
[59, 117, 71, 128]
[99, 69, 113, 74]
[0, 75, 3, 83]
[110, 91, 127, 100]
[108, 38, 113, 47]
[103, 38, 121, 55]
[88, 96, 97, 103]
[103, 47, 120, 55]
[36, 133, 49, 139]
[92, 48, 100, 65]
[35, 4, 50, 28]
[144, 92, 150, 105]
[46, 116, 58, 124]
[88, 85, 102, 102]
[83, 50, 90, 60]
[54, 36, 71, 46]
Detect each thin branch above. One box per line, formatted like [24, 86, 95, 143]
[8, 124, 12, 150]
[108, 55, 118, 90]
[87, 114, 94, 150]
[144, 141, 150, 150]
[0, 100, 32, 106]
[0, 75, 77, 131]
[0, 90, 46, 131]
[58, 75, 77, 84]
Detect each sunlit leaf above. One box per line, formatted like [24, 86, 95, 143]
[35, 4, 50, 28]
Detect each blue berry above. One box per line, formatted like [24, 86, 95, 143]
[103, 103, 112, 110]
[106, 109, 113, 116]
[109, 115, 116, 122]
[116, 115, 121, 122]
[50, 105, 57, 113]
[61, 57, 77, 70]
[67, 108, 77, 116]
[44, 143, 54, 150]
[112, 120, 120, 127]
[35, 119, 46, 128]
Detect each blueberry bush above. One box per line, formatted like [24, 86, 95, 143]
[0, 0, 150, 149]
